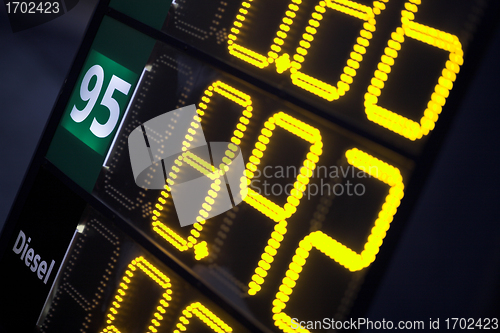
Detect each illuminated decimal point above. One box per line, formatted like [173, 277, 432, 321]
[244, 112, 322, 295]
[152, 81, 252, 260]
[173, 302, 233, 333]
[272, 148, 404, 333]
[290, 0, 389, 101]
[101, 257, 173, 333]
[365, 0, 463, 140]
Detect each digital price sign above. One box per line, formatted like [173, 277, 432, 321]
[0, 0, 497, 332]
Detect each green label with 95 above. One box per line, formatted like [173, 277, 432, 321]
[60, 49, 137, 155]
[47, 16, 155, 192]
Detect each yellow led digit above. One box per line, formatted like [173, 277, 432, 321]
[365, 0, 463, 140]
[152, 154, 219, 260]
[101, 257, 173, 333]
[244, 112, 322, 295]
[152, 81, 253, 260]
[272, 148, 404, 333]
[228, 0, 287, 69]
[172, 302, 233, 333]
[290, 0, 389, 101]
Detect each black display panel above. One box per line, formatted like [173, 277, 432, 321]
[37, 206, 254, 333]
[162, 0, 485, 155]
[0, 0, 498, 331]
[92, 39, 412, 330]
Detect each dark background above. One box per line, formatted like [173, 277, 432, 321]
[1, 0, 499, 329]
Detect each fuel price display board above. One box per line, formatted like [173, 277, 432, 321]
[0, 0, 498, 332]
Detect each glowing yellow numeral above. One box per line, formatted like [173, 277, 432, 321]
[101, 257, 173, 333]
[228, 0, 275, 69]
[244, 112, 322, 295]
[272, 148, 404, 332]
[290, 0, 389, 101]
[228, 0, 388, 101]
[365, 0, 463, 140]
[172, 302, 233, 333]
[152, 81, 253, 260]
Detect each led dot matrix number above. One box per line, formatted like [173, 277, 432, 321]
[151, 81, 254, 261]
[101, 257, 233, 333]
[228, 0, 462, 140]
[149, 78, 405, 333]
[272, 149, 404, 332]
[229, 0, 389, 102]
[365, 0, 463, 140]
